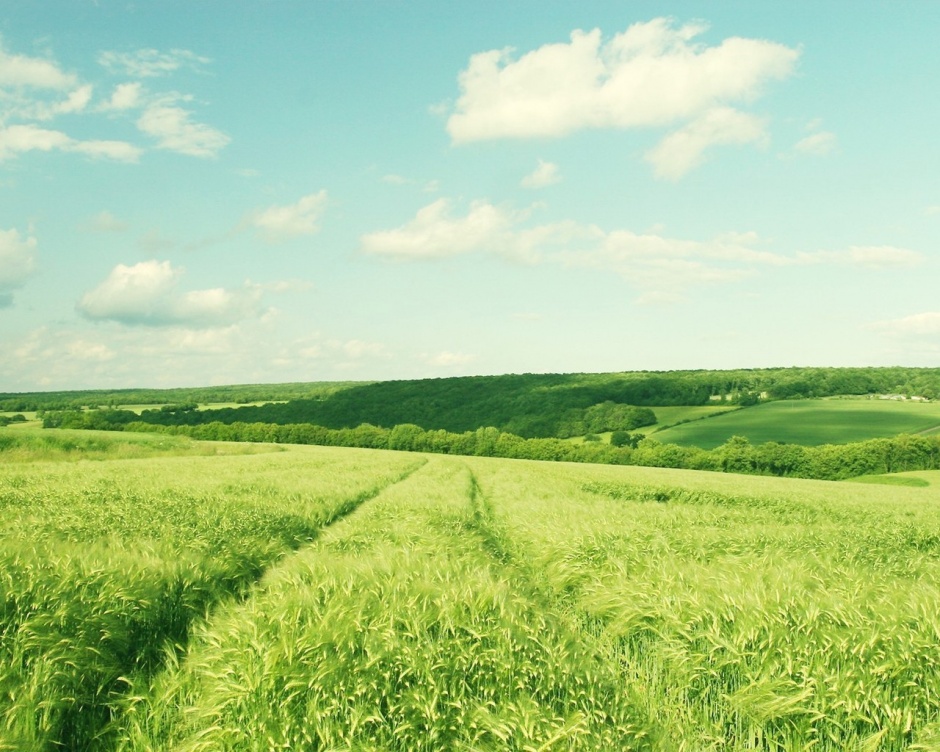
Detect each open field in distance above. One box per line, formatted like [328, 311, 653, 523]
[654, 398, 940, 449]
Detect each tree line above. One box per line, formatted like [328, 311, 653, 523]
[46, 412, 940, 482]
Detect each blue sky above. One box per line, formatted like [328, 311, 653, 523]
[1, 1, 938, 391]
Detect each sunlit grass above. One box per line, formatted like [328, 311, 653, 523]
[4, 441, 940, 749]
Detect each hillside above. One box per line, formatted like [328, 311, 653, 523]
[655, 398, 940, 449]
[48, 366, 940, 440]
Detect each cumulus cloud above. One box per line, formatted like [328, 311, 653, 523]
[137, 96, 230, 157]
[77, 260, 264, 328]
[797, 245, 923, 269]
[0, 123, 141, 163]
[0, 227, 37, 303]
[645, 107, 768, 179]
[447, 19, 798, 144]
[98, 48, 210, 78]
[521, 159, 561, 188]
[249, 191, 328, 242]
[870, 312, 940, 336]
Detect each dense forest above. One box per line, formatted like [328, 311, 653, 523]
[35, 366, 940, 439]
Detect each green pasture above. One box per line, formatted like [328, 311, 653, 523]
[641, 404, 740, 433]
[4, 431, 940, 749]
[654, 397, 940, 449]
[568, 405, 739, 443]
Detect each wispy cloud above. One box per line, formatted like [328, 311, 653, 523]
[870, 312, 940, 336]
[0, 227, 37, 306]
[98, 48, 210, 78]
[521, 159, 561, 188]
[794, 130, 837, 156]
[82, 210, 128, 233]
[248, 191, 328, 242]
[425, 350, 475, 367]
[1, 40, 226, 163]
[136, 95, 230, 157]
[77, 260, 264, 328]
[361, 199, 923, 302]
[645, 107, 768, 180]
[796, 245, 923, 269]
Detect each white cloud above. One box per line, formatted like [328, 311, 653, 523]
[360, 198, 783, 298]
[0, 42, 76, 88]
[426, 351, 475, 367]
[0, 227, 37, 303]
[870, 312, 940, 336]
[102, 81, 143, 111]
[794, 130, 837, 156]
[360, 198, 519, 259]
[250, 191, 328, 242]
[381, 174, 440, 193]
[0, 41, 235, 167]
[0, 124, 141, 162]
[98, 49, 210, 78]
[447, 19, 798, 144]
[341, 339, 389, 359]
[22, 84, 94, 120]
[556, 227, 785, 296]
[925, 206, 940, 217]
[798, 245, 923, 269]
[71, 138, 142, 161]
[137, 96, 230, 157]
[77, 260, 264, 328]
[258, 279, 314, 293]
[360, 201, 924, 301]
[521, 159, 561, 188]
[645, 107, 768, 180]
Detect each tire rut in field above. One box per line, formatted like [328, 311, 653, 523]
[56, 458, 429, 752]
[462, 464, 663, 744]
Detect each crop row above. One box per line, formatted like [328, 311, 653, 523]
[467, 458, 940, 750]
[116, 458, 659, 751]
[0, 447, 422, 751]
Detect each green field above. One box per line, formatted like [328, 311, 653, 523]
[654, 398, 940, 449]
[640, 404, 741, 434]
[567, 405, 740, 443]
[4, 431, 940, 750]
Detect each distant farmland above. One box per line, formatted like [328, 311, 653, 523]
[654, 398, 940, 449]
